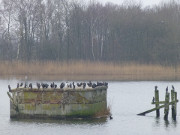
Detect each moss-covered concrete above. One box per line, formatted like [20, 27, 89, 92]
[9, 86, 107, 119]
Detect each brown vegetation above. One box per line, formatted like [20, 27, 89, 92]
[94, 105, 111, 118]
[0, 61, 179, 81]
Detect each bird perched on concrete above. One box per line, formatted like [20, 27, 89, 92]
[24, 83, 27, 88]
[69, 83, 72, 88]
[60, 82, 65, 89]
[20, 83, 23, 87]
[50, 82, 55, 88]
[17, 83, 19, 88]
[92, 83, 97, 88]
[87, 81, 92, 87]
[43, 83, 49, 88]
[72, 82, 75, 89]
[83, 83, 86, 89]
[104, 82, 108, 87]
[77, 83, 82, 87]
[172, 85, 175, 90]
[29, 83, 32, 89]
[36, 83, 40, 89]
[8, 85, 11, 91]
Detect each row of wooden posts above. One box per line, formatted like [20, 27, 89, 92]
[138, 86, 178, 121]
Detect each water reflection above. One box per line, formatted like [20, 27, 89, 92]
[9, 117, 108, 126]
[154, 117, 178, 128]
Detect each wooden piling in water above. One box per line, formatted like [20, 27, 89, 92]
[173, 91, 177, 120]
[155, 88, 160, 117]
[164, 92, 170, 121]
[171, 89, 175, 120]
[138, 86, 178, 120]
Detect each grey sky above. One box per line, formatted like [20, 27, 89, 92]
[93, 0, 172, 7]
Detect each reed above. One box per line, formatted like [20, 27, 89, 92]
[94, 105, 111, 118]
[0, 61, 179, 81]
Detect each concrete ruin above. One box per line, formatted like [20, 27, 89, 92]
[7, 86, 107, 119]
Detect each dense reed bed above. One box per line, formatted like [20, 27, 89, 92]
[0, 61, 179, 81]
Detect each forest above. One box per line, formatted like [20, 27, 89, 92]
[0, 0, 180, 65]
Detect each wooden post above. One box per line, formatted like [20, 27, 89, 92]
[171, 89, 175, 120]
[164, 92, 170, 121]
[155, 88, 160, 117]
[173, 91, 177, 120]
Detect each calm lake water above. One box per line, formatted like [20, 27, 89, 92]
[0, 79, 180, 135]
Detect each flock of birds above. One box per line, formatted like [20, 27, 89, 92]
[8, 81, 108, 91]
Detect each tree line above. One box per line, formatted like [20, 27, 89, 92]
[0, 0, 180, 65]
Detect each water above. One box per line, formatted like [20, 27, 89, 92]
[1, 80, 180, 135]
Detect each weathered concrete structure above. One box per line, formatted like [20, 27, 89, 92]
[7, 86, 107, 119]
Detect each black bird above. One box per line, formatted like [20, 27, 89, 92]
[17, 83, 19, 88]
[166, 86, 168, 92]
[8, 85, 11, 91]
[172, 85, 175, 90]
[77, 83, 82, 87]
[83, 83, 86, 89]
[87, 81, 92, 87]
[54, 84, 57, 89]
[41, 83, 45, 89]
[104, 82, 108, 87]
[44, 83, 49, 88]
[50, 82, 55, 88]
[92, 83, 97, 88]
[41, 83, 48, 88]
[60, 82, 65, 89]
[152, 97, 155, 103]
[155, 86, 158, 91]
[20, 83, 23, 87]
[24, 83, 27, 88]
[97, 81, 103, 87]
[72, 82, 75, 89]
[37, 83, 40, 89]
[29, 83, 32, 89]
[110, 115, 113, 120]
[69, 83, 72, 88]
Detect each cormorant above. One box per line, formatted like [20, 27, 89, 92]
[92, 83, 96, 88]
[8, 85, 11, 91]
[152, 97, 155, 103]
[29, 83, 32, 89]
[77, 83, 82, 87]
[87, 81, 92, 87]
[44, 83, 49, 88]
[50, 82, 55, 88]
[36, 83, 40, 89]
[60, 82, 65, 89]
[97, 82, 103, 87]
[166, 86, 168, 92]
[83, 83, 86, 89]
[20, 83, 23, 87]
[72, 82, 75, 89]
[24, 83, 27, 88]
[104, 82, 108, 87]
[69, 83, 72, 88]
[155, 86, 158, 91]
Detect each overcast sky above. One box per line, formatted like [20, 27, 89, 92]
[89, 0, 172, 7]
